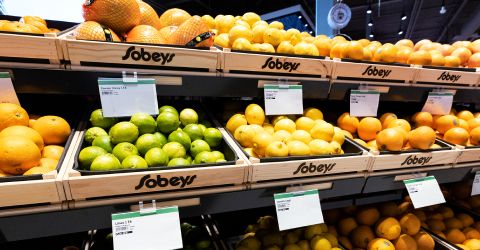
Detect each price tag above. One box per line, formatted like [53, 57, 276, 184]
[264, 84, 303, 115]
[274, 189, 324, 231]
[98, 78, 158, 117]
[404, 176, 445, 209]
[422, 92, 453, 115]
[0, 72, 19, 105]
[472, 171, 480, 196]
[112, 206, 182, 250]
[350, 90, 380, 117]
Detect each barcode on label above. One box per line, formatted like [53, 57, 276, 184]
[102, 91, 114, 95]
[115, 231, 132, 236]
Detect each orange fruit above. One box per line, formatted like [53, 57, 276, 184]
[330, 42, 348, 59]
[0, 103, 29, 132]
[427, 219, 446, 231]
[435, 115, 460, 134]
[338, 217, 357, 236]
[459, 119, 470, 130]
[452, 47, 472, 65]
[387, 118, 411, 132]
[1, 21, 42, 34]
[453, 40, 472, 49]
[468, 118, 480, 131]
[82, 0, 141, 34]
[136, 0, 159, 28]
[42, 145, 64, 160]
[380, 113, 398, 129]
[358, 117, 382, 141]
[412, 112, 433, 128]
[346, 41, 364, 60]
[126, 25, 165, 44]
[399, 213, 421, 236]
[373, 43, 397, 63]
[394, 234, 417, 250]
[446, 228, 466, 244]
[468, 52, 480, 68]
[444, 55, 462, 67]
[32, 116, 71, 145]
[439, 44, 455, 56]
[351, 225, 375, 248]
[431, 53, 445, 66]
[367, 139, 378, 150]
[0, 125, 44, 150]
[20, 16, 46, 26]
[444, 127, 469, 146]
[396, 47, 413, 64]
[39, 158, 59, 170]
[458, 214, 474, 228]
[366, 41, 382, 54]
[169, 16, 213, 47]
[408, 50, 432, 65]
[457, 110, 475, 121]
[376, 217, 401, 240]
[414, 232, 435, 250]
[358, 38, 370, 47]
[158, 8, 191, 29]
[376, 128, 404, 151]
[396, 39, 414, 49]
[74, 21, 121, 42]
[331, 35, 347, 45]
[368, 238, 395, 250]
[464, 227, 480, 239]
[414, 39, 432, 51]
[363, 47, 373, 61]
[337, 112, 359, 133]
[313, 38, 331, 57]
[0, 136, 41, 175]
[470, 127, 480, 145]
[356, 207, 380, 226]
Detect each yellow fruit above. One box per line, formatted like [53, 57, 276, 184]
[23, 166, 52, 175]
[414, 232, 435, 250]
[274, 130, 292, 143]
[456, 244, 471, 250]
[234, 125, 256, 147]
[380, 113, 398, 129]
[412, 112, 434, 128]
[42, 145, 64, 160]
[0, 103, 29, 131]
[310, 236, 331, 250]
[313, 38, 332, 56]
[0, 136, 41, 175]
[310, 122, 334, 142]
[251, 25, 267, 43]
[274, 119, 296, 133]
[295, 117, 315, 131]
[263, 28, 284, 47]
[394, 234, 417, 250]
[444, 127, 469, 146]
[269, 21, 284, 30]
[291, 130, 312, 144]
[241, 12, 260, 27]
[376, 217, 401, 240]
[214, 33, 230, 48]
[304, 108, 323, 120]
[245, 104, 265, 125]
[332, 128, 345, 145]
[367, 139, 378, 150]
[229, 25, 253, 45]
[408, 50, 432, 65]
[226, 114, 247, 133]
[338, 217, 357, 236]
[249, 124, 264, 135]
[263, 123, 274, 135]
[265, 141, 288, 157]
[39, 158, 59, 170]
[232, 38, 252, 51]
[396, 47, 413, 64]
[351, 225, 375, 248]
[309, 139, 334, 155]
[464, 239, 480, 249]
[252, 20, 268, 29]
[0, 125, 44, 151]
[216, 15, 235, 33]
[323, 232, 338, 247]
[330, 42, 348, 58]
[294, 42, 320, 56]
[201, 15, 215, 29]
[287, 140, 311, 156]
[354, 138, 368, 147]
[399, 213, 421, 236]
[276, 41, 295, 54]
[376, 128, 404, 151]
[243, 147, 258, 158]
[387, 119, 411, 132]
[367, 238, 395, 250]
[358, 117, 382, 141]
[252, 132, 275, 157]
[234, 20, 250, 29]
[346, 41, 365, 60]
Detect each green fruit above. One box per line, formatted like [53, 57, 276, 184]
[121, 155, 148, 169]
[135, 133, 164, 156]
[168, 130, 191, 151]
[167, 158, 191, 167]
[153, 132, 168, 146]
[157, 112, 180, 134]
[144, 148, 169, 167]
[194, 151, 217, 164]
[203, 128, 222, 147]
[159, 105, 179, 116]
[90, 154, 121, 171]
[78, 146, 107, 169]
[179, 108, 199, 126]
[89, 109, 117, 129]
[130, 112, 157, 135]
[198, 124, 207, 134]
[112, 142, 139, 162]
[109, 122, 139, 144]
[183, 124, 204, 141]
[84, 127, 108, 144]
[92, 135, 113, 152]
[162, 142, 186, 159]
[211, 150, 225, 160]
[185, 155, 192, 164]
[190, 139, 211, 158]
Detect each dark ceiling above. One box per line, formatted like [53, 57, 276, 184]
[146, 0, 480, 43]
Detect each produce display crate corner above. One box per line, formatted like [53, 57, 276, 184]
[452, 144, 480, 164]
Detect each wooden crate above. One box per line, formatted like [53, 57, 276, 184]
[414, 66, 480, 86]
[60, 30, 220, 72]
[369, 148, 460, 171]
[221, 50, 333, 78]
[331, 59, 416, 83]
[63, 124, 248, 201]
[454, 145, 480, 163]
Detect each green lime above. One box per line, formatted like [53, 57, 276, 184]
[84, 127, 108, 144]
[135, 133, 163, 156]
[183, 124, 204, 141]
[130, 112, 157, 135]
[89, 109, 117, 130]
[211, 150, 225, 161]
[90, 153, 121, 171]
[162, 141, 186, 159]
[190, 139, 211, 158]
[153, 132, 168, 145]
[179, 108, 199, 126]
[168, 130, 191, 151]
[200, 120, 212, 128]
[112, 142, 139, 162]
[92, 135, 113, 153]
[159, 105, 179, 116]
[203, 128, 222, 147]
[185, 155, 192, 164]
[109, 121, 139, 144]
[198, 124, 207, 134]
[156, 112, 180, 134]
[121, 155, 148, 169]
[144, 147, 169, 167]
[167, 158, 191, 167]
[193, 151, 217, 164]
[78, 146, 107, 169]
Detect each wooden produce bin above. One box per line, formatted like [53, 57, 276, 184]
[413, 66, 480, 87]
[60, 29, 220, 72]
[221, 49, 333, 78]
[453, 145, 480, 164]
[331, 59, 416, 83]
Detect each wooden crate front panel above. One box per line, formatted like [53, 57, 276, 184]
[223, 52, 332, 77]
[457, 148, 480, 163]
[68, 165, 246, 200]
[65, 40, 218, 70]
[371, 150, 460, 171]
[333, 61, 415, 82]
[0, 33, 60, 61]
[250, 155, 369, 182]
[0, 179, 60, 207]
[415, 68, 479, 86]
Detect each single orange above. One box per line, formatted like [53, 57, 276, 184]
[0, 103, 29, 131]
[32, 116, 71, 145]
[0, 125, 44, 151]
[444, 127, 469, 146]
[0, 136, 41, 175]
[358, 117, 382, 141]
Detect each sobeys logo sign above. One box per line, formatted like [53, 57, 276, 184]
[401, 155, 432, 166]
[261, 57, 300, 72]
[293, 162, 336, 175]
[361, 65, 392, 78]
[437, 71, 461, 83]
[122, 46, 175, 65]
[134, 174, 196, 190]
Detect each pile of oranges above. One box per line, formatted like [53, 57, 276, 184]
[0, 16, 59, 34]
[0, 103, 71, 176]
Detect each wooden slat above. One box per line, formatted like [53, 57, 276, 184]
[370, 150, 460, 171]
[332, 60, 416, 82]
[414, 67, 480, 86]
[0, 178, 60, 207]
[456, 147, 480, 163]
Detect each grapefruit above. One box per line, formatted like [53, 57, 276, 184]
[452, 47, 472, 65]
[169, 16, 213, 47]
[32, 116, 71, 145]
[158, 26, 178, 41]
[0, 125, 44, 150]
[0, 136, 41, 175]
[408, 50, 432, 65]
[158, 8, 191, 29]
[468, 52, 480, 68]
[358, 117, 382, 141]
[126, 25, 165, 44]
[0, 103, 29, 131]
[376, 128, 404, 151]
[74, 21, 121, 42]
[445, 55, 462, 67]
[82, 0, 141, 34]
[136, 0, 159, 27]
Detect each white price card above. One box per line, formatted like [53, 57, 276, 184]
[350, 90, 380, 117]
[98, 78, 158, 117]
[0, 72, 19, 105]
[404, 176, 445, 209]
[472, 171, 480, 196]
[422, 92, 453, 115]
[112, 206, 183, 250]
[264, 84, 303, 115]
[274, 189, 324, 231]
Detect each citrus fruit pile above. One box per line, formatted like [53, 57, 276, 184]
[0, 103, 70, 176]
[226, 104, 349, 158]
[236, 216, 341, 250]
[0, 16, 60, 34]
[79, 106, 225, 171]
[432, 110, 480, 147]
